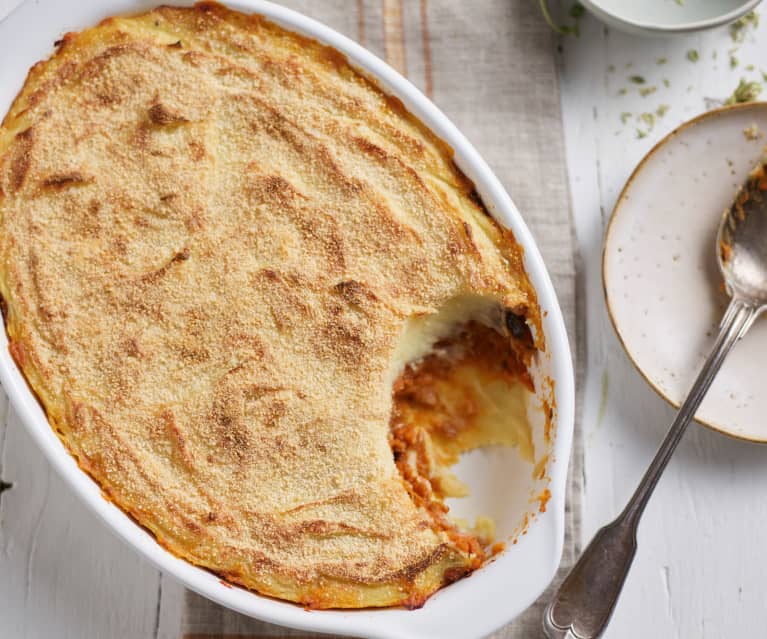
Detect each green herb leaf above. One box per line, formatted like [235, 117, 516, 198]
[569, 3, 585, 18]
[686, 49, 699, 62]
[538, 0, 585, 37]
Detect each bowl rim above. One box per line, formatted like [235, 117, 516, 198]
[0, 1, 575, 637]
[602, 101, 767, 444]
[580, 0, 761, 34]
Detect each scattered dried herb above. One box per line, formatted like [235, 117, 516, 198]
[731, 55, 739, 69]
[639, 112, 655, 129]
[724, 78, 763, 105]
[687, 49, 699, 62]
[743, 123, 761, 140]
[639, 86, 657, 97]
[663, 78, 670, 88]
[656, 104, 670, 117]
[620, 112, 632, 124]
[657, 57, 668, 65]
[636, 129, 648, 139]
[730, 11, 759, 43]
[629, 75, 646, 84]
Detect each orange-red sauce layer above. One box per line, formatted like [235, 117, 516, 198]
[389, 320, 534, 570]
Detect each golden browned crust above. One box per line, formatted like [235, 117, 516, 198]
[0, 2, 540, 608]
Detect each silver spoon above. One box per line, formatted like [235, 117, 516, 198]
[543, 160, 767, 639]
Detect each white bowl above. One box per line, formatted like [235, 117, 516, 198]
[0, 1, 575, 637]
[581, 0, 762, 35]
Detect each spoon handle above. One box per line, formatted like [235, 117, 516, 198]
[543, 298, 758, 639]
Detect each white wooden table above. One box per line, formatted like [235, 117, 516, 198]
[2, 1, 767, 637]
[560, 9, 767, 638]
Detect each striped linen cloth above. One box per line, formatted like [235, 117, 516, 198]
[181, 1, 582, 637]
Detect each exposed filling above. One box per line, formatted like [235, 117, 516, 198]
[389, 318, 535, 566]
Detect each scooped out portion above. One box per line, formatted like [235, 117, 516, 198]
[389, 303, 537, 569]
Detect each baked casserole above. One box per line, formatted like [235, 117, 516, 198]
[0, 2, 543, 608]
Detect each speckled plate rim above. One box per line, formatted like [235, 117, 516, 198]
[0, 1, 575, 638]
[602, 101, 767, 444]
[580, 0, 761, 34]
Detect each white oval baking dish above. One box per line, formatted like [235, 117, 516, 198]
[0, 2, 575, 637]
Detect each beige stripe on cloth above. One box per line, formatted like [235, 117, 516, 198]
[181, 1, 582, 637]
[381, 0, 407, 76]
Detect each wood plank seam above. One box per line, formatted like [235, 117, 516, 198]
[23, 465, 50, 606]
[153, 573, 163, 639]
[0, 394, 11, 533]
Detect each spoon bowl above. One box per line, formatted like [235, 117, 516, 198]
[718, 160, 767, 306]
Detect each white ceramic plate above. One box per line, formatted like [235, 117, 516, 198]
[581, 0, 761, 35]
[604, 102, 767, 442]
[0, 2, 574, 637]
